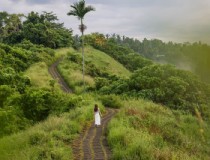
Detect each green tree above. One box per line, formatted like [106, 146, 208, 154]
[23, 11, 72, 48]
[0, 12, 24, 43]
[67, 0, 95, 92]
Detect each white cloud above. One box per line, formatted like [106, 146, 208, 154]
[0, 0, 210, 43]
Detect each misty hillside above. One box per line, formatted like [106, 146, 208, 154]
[105, 35, 210, 83]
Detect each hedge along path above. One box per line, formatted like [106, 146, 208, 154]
[49, 57, 117, 160]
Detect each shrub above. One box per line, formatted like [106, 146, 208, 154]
[0, 106, 30, 137]
[67, 51, 82, 64]
[100, 95, 123, 108]
[20, 88, 55, 122]
[28, 131, 49, 145]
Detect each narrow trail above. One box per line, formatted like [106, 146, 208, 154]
[49, 57, 117, 160]
[48, 57, 72, 93]
[73, 108, 117, 160]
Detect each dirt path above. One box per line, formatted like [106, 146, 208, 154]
[73, 108, 117, 160]
[48, 57, 72, 93]
[49, 57, 116, 160]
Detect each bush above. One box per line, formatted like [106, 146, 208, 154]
[100, 95, 123, 108]
[29, 131, 49, 145]
[67, 51, 82, 64]
[20, 88, 56, 122]
[0, 107, 30, 137]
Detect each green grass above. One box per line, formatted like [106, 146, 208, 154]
[0, 94, 105, 160]
[24, 62, 56, 89]
[85, 46, 131, 78]
[6, 46, 210, 160]
[57, 46, 131, 94]
[54, 48, 75, 59]
[24, 48, 74, 89]
[57, 61, 95, 93]
[107, 98, 210, 160]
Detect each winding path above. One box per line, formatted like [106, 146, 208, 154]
[49, 57, 72, 93]
[49, 57, 117, 160]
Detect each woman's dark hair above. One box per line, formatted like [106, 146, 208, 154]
[94, 104, 98, 112]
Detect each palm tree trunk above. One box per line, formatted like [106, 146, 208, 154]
[81, 19, 85, 93]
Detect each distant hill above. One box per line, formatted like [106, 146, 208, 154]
[103, 35, 210, 83]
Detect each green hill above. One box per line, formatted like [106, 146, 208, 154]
[1, 10, 210, 160]
[108, 99, 210, 159]
[85, 46, 131, 78]
[0, 40, 210, 159]
[57, 46, 131, 93]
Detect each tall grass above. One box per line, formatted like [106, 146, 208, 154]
[54, 48, 75, 59]
[0, 94, 105, 160]
[84, 46, 131, 78]
[24, 62, 60, 90]
[107, 98, 210, 160]
[57, 46, 131, 94]
[24, 48, 74, 90]
[57, 60, 95, 94]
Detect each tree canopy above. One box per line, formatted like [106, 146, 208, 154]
[0, 11, 73, 48]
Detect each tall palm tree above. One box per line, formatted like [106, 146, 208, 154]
[67, 0, 95, 92]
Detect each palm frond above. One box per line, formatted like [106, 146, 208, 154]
[83, 6, 95, 15]
[67, 0, 95, 19]
[67, 10, 77, 17]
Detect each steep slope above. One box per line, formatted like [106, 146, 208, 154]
[57, 46, 131, 93]
[84, 46, 131, 78]
[107, 99, 210, 159]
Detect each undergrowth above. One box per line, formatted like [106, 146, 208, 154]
[107, 99, 210, 160]
[0, 94, 105, 160]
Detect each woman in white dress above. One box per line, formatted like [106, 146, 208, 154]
[94, 104, 101, 127]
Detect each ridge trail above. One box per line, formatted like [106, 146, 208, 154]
[49, 57, 117, 160]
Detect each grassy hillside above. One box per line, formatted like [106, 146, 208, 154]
[57, 46, 131, 93]
[1, 43, 210, 160]
[0, 94, 105, 160]
[24, 48, 72, 89]
[107, 99, 210, 159]
[84, 46, 131, 78]
[25, 62, 55, 89]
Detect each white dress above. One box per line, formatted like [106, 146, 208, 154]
[94, 110, 101, 125]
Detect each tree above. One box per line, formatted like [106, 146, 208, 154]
[0, 12, 24, 43]
[23, 11, 72, 48]
[67, 0, 95, 92]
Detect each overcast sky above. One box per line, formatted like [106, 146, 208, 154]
[1, 0, 210, 44]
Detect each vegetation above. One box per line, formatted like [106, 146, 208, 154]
[107, 99, 210, 160]
[25, 62, 56, 89]
[1, 6, 210, 160]
[101, 34, 210, 84]
[0, 41, 71, 137]
[85, 33, 153, 71]
[0, 94, 105, 160]
[57, 46, 131, 94]
[0, 11, 73, 48]
[84, 33, 210, 120]
[67, 0, 95, 91]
